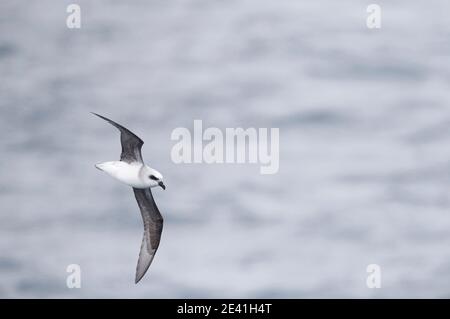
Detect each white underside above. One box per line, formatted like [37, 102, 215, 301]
[95, 161, 149, 189]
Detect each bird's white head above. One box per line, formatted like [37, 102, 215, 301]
[141, 165, 166, 190]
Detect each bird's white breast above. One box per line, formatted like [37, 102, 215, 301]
[95, 161, 148, 188]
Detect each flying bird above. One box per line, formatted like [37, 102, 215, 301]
[92, 112, 166, 283]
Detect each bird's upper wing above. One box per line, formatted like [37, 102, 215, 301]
[133, 187, 164, 283]
[92, 112, 144, 163]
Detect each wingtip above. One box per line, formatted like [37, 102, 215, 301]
[91, 112, 117, 127]
[90, 112, 123, 130]
[135, 274, 143, 284]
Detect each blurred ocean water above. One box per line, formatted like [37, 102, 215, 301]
[1, 0, 450, 297]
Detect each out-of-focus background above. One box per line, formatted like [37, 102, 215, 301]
[1, 0, 450, 298]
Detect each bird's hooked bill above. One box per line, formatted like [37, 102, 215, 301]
[158, 181, 166, 190]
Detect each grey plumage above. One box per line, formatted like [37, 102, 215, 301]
[91, 112, 144, 163]
[133, 188, 164, 283]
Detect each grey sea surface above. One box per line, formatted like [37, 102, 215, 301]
[1, 0, 450, 298]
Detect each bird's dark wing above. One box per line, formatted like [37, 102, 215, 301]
[133, 187, 164, 283]
[92, 112, 144, 163]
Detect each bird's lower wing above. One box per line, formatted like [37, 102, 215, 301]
[133, 188, 164, 284]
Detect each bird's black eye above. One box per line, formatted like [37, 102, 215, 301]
[149, 175, 158, 181]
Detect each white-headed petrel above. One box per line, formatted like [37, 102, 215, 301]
[92, 113, 165, 284]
